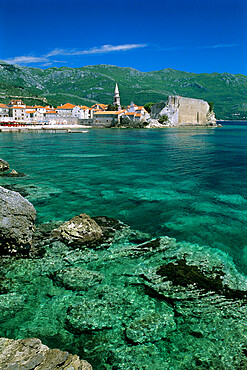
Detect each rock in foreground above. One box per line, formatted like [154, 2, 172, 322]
[0, 159, 9, 172]
[0, 186, 36, 255]
[0, 337, 92, 369]
[1, 208, 247, 368]
[53, 213, 103, 246]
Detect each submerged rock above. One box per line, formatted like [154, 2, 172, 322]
[0, 293, 26, 324]
[50, 266, 104, 291]
[0, 184, 31, 197]
[1, 213, 247, 369]
[0, 159, 9, 172]
[140, 237, 247, 300]
[52, 213, 103, 247]
[0, 169, 26, 177]
[93, 216, 151, 246]
[125, 309, 175, 344]
[138, 237, 247, 369]
[0, 337, 92, 369]
[0, 186, 36, 255]
[92, 215, 126, 241]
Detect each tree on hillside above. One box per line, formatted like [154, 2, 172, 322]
[158, 114, 169, 124]
[208, 101, 214, 112]
[144, 102, 155, 113]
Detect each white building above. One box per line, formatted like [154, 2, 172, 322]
[72, 105, 91, 119]
[33, 105, 47, 114]
[57, 103, 76, 117]
[9, 100, 26, 121]
[93, 111, 122, 126]
[127, 102, 149, 120]
[0, 103, 9, 118]
[45, 108, 58, 120]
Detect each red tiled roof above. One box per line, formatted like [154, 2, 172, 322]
[56, 103, 76, 110]
[11, 106, 26, 109]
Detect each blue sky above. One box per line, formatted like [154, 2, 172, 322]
[0, 0, 246, 74]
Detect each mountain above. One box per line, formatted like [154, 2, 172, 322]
[0, 61, 246, 120]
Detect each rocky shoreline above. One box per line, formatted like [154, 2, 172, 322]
[0, 123, 220, 131]
[0, 169, 247, 368]
[0, 337, 92, 369]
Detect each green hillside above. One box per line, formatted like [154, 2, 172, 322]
[0, 61, 246, 120]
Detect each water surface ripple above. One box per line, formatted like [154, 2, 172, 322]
[0, 122, 247, 273]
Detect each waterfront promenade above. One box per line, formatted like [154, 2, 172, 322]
[0, 123, 91, 132]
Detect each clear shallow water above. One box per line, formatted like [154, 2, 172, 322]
[0, 122, 247, 273]
[1, 122, 247, 368]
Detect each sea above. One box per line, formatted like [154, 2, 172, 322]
[0, 121, 247, 368]
[1, 122, 246, 272]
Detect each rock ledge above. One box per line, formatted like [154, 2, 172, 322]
[0, 186, 36, 255]
[0, 337, 92, 369]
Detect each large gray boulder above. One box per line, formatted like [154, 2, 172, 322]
[0, 186, 36, 255]
[0, 158, 9, 172]
[0, 337, 92, 369]
[53, 213, 103, 246]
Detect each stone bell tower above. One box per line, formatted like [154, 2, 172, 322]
[113, 83, 121, 110]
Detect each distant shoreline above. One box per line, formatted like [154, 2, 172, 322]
[0, 124, 91, 132]
[217, 120, 247, 122]
[0, 120, 246, 133]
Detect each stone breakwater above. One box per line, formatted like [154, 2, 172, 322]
[0, 186, 247, 369]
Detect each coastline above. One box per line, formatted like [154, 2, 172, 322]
[0, 124, 91, 132]
[0, 122, 223, 132]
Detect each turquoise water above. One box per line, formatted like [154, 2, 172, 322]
[0, 122, 247, 273]
[1, 122, 247, 368]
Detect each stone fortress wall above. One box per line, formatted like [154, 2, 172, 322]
[176, 96, 209, 124]
[151, 95, 216, 125]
